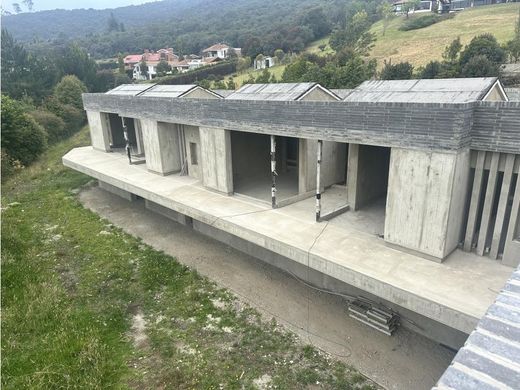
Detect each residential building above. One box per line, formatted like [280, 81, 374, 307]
[202, 43, 241, 59]
[65, 78, 519, 352]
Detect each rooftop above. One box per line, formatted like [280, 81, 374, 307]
[226, 82, 339, 101]
[105, 83, 156, 96]
[434, 266, 520, 390]
[203, 43, 230, 52]
[344, 77, 501, 103]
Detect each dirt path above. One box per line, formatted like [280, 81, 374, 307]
[80, 185, 454, 390]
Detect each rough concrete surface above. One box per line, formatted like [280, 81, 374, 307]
[79, 185, 455, 390]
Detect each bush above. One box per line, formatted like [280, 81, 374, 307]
[1, 95, 47, 167]
[1, 149, 14, 181]
[399, 13, 453, 31]
[44, 96, 85, 135]
[30, 109, 66, 144]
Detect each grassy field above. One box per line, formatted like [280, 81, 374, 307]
[1, 128, 378, 389]
[227, 64, 287, 88]
[370, 3, 520, 67]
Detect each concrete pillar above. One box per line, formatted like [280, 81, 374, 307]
[299, 140, 346, 194]
[86, 111, 111, 152]
[298, 139, 317, 193]
[140, 119, 181, 175]
[199, 126, 233, 194]
[385, 148, 471, 261]
[502, 171, 520, 267]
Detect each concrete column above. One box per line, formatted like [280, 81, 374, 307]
[140, 119, 181, 175]
[298, 139, 317, 193]
[502, 171, 520, 267]
[199, 126, 233, 194]
[86, 111, 111, 152]
[385, 148, 471, 261]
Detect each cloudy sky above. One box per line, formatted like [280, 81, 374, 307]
[5, 0, 154, 12]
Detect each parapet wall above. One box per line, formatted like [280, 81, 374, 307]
[82, 94, 520, 153]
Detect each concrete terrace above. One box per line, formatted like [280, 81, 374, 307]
[63, 146, 513, 335]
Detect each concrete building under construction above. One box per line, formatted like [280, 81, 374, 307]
[64, 78, 520, 349]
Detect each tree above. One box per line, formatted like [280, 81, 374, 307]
[274, 49, 284, 63]
[459, 34, 506, 67]
[107, 12, 120, 32]
[237, 56, 251, 72]
[506, 8, 520, 62]
[55, 43, 98, 90]
[226, 77, 236, 90]
[443, 37, 462, 63]
[1, 95, 47, 167]
[401, 0, 421, 19]
[380, 61, 414, 80]
[139, 59, 148, 78]
[300, 7, 331, 39]
[329, 10, 374, 53]
[53, 75, 88, 110]
[461, 55, 500, 77]
[114, 73, 132, 87]
[418, 61, 442, 79]
[156, 60, 171, 77]
[377, 2, 394, 36]
[255, 53, 265, 66]
[1, 29, 59, 101]
[118, 53, 125, 74]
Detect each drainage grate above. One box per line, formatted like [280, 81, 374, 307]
[348, 299, 399, 336]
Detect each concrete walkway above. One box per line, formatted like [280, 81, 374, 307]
[63, 147, 513, 334]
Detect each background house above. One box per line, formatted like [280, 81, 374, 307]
[202, 43, 241, 59]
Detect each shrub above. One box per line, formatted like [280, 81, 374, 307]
[158, 61, 237, 85]
[399, 13, 453, 31]
[1, 149, 14, 181]
[1, 95, 47, 167]
[44, 96, 85, 135]
[30, 109, 66, 144]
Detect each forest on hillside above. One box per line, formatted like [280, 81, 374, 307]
[2, 0, 382, 58]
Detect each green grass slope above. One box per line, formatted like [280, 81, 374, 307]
[1, 128, 378, 389]
[370, 3, 520, 68]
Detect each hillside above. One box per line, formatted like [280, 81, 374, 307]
[2, 0, 333, 58]
[369, 3, 520, 67]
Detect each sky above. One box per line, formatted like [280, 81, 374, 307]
[4, 0, 155, 13]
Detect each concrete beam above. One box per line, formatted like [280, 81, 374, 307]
[503, 170, 520, 267]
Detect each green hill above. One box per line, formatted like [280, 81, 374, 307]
[369, 3, 519, 68]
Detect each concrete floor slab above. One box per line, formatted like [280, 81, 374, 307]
[63, 147, 513, 334]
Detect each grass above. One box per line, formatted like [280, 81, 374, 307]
[2, 127, 379, 389]
[228, 64, 287, 88]
[369, 3, 520, 68]
[305, 36, 334, 57]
